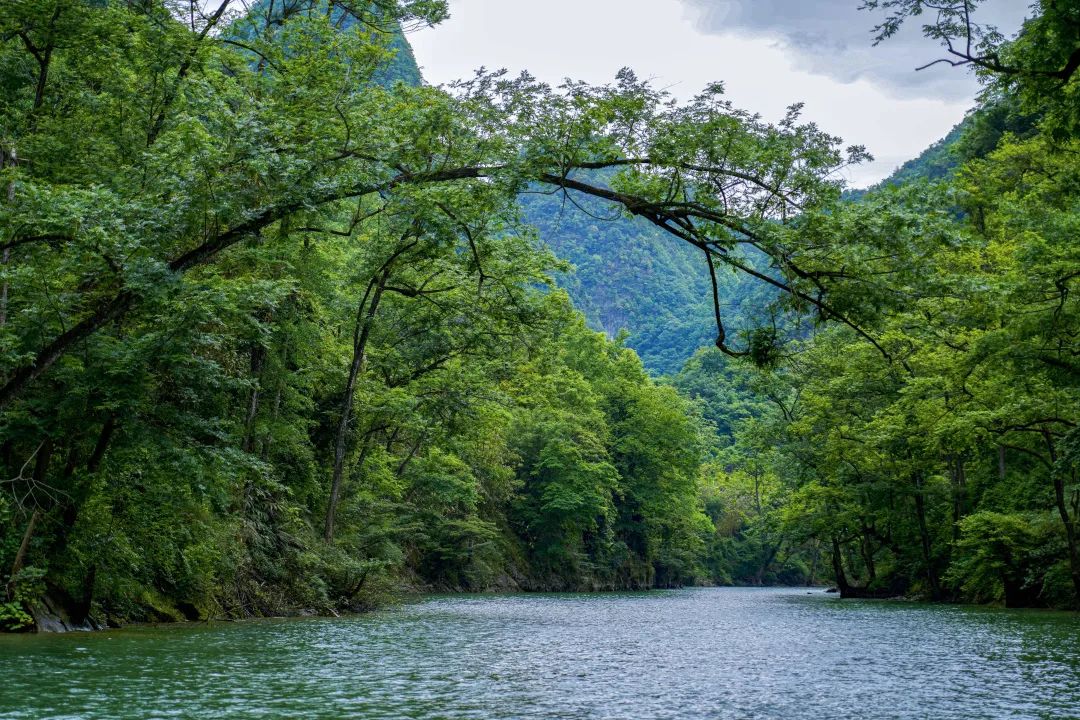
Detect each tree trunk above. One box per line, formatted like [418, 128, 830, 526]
[32, 45, 54, 115]
[241, 342, 266, 454]
[7, 509, 41, 600]
[0, 245, 9, 329]
[806, 540, 820, 586]
[86, 414, 118, 474]
[324, 268, 390, 542]
[32, 436, 54, 488]
[1044, 430, 1080, 607]
[912, 472, 942, 600]
[951, 455, 967, 546]
[394, 429, 428, 479]
[261, 388, 281, 462]
[754, 540, 782, 585]
[1, 146, 16, 328]
[859, 524, 877, 584]
[831, 536, 852, 597]
[7, 439, 53, 597]
[73, 564, 97, 624]
[49, 416, 118, 576]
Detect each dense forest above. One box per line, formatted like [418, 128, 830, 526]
[0, 0, 1077, 632]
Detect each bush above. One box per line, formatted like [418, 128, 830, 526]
[946, 512, 1040, 606]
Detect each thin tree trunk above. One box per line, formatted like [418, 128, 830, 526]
[64, 423, 110, 627]
[33, 437, 54, 489]
[74, 564, 96, 623]
[261, 388, 281, 462]
[19, 3, 61, 119]
[323, 236, 418, 541]
[1, 146, 16, 328]
[51, 415, 118, 564]
[859, 522, 877, 583]
[241, 343, 266, 454]
[145, 1, 230, 146]
[394, 429, 428, 478]
[32, 45, 54, 114]
[7, 439, 53, 598]
[7, 509, 41, 600]
[1044, 430, 1080, 606]
[912, 472, 941, 600]
[86, 414, 117, 474]
[951, 455, 967, 546]
[324, 269, 390, 542]
[806, 540, 820, 586]
[755, 540, 782, 585]
[831, 536, 851, 597]
[0, 246, 9, 329]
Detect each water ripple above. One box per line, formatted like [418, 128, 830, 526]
[1, 588, 1079, 719]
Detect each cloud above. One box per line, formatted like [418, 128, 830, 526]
[680, 0, 1030, 100]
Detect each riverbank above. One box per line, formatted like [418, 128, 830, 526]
[24, 580, 833, 633]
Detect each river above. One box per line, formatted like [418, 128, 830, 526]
[1, 588, 1079, 719]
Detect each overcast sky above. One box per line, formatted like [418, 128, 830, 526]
[409, 0, 1031, 187]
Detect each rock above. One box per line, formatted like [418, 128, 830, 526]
[32, 607, 70, 633]
[30, 593, 99, 633]
[824, 587, 840, 594]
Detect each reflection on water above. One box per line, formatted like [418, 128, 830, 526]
[2, 588, 1079, 719]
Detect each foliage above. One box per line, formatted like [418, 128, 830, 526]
[1, 0, 1078, 631]
[0, 1, 734, 622]
[0, 566, 43, 631]
[711, 103, 1080, 606]
[672, 1, 1080, 608]
[521, 183, 776, 374]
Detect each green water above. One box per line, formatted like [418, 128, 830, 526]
[1, 588, 1079, 719]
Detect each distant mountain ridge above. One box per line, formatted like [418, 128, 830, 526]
[849, 97, 1041, 199]
[375, 23, 423, 86]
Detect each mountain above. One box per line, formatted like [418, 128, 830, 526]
[374, 24, 424, 86]
[519, 190, 774, 374]
[846, 97, 1042, 201]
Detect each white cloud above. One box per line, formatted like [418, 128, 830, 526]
[681, 0, 1031, 101]
[408, 0, 1026, 187]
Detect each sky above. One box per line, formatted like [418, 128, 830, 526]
[409, 0, 1031, 187]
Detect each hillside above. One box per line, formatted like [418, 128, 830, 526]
[846, 97, 1043, 202]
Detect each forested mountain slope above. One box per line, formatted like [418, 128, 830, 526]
[520, 191, 775, 374]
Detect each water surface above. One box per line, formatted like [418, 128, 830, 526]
[2, 587, 1079, 719]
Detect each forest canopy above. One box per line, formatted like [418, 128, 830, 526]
[0, 0, 1077, 630]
